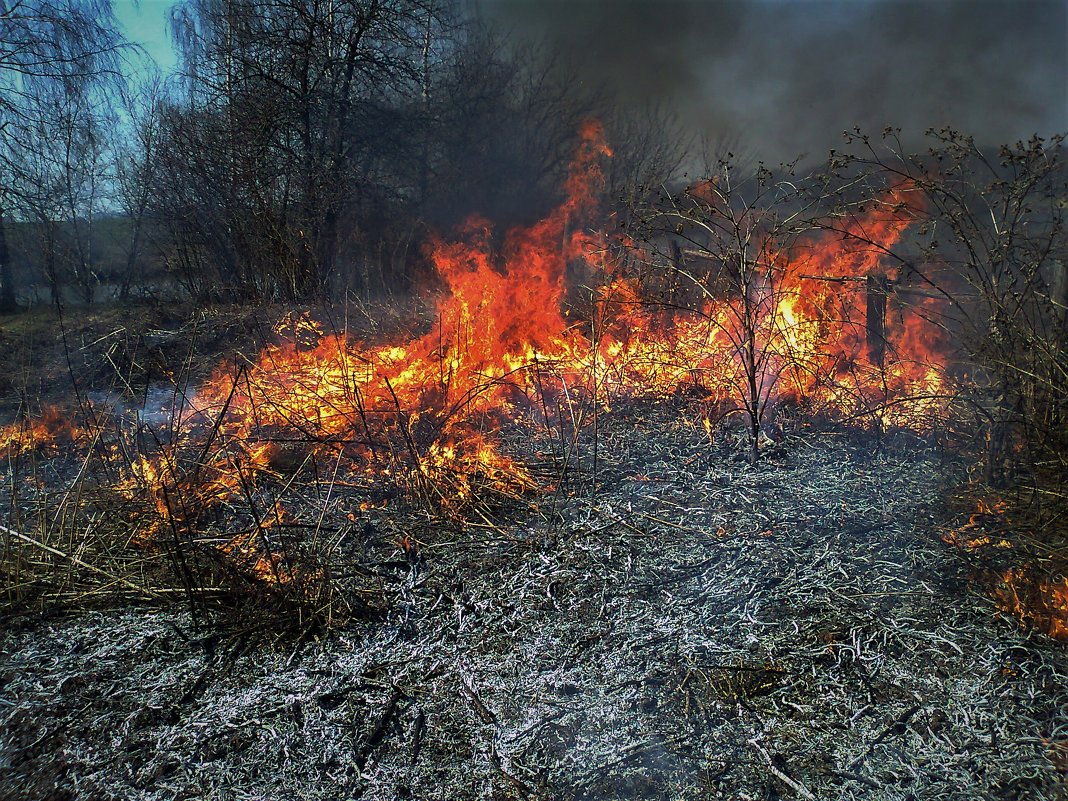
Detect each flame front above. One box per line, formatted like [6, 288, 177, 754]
[1, 123, 955, 584]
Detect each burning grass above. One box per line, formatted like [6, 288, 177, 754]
[0, 154, 1064, 795]
[2, 422, 1066, 800]
[939, 491, 1068, 641]
[2, 122, 1063, 639]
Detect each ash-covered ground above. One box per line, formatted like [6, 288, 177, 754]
[2, 406, 1067, 801]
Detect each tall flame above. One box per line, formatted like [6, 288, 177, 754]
[1, 122, 955, 585]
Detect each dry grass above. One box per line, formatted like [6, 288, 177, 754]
[2, 419, 1066, 800]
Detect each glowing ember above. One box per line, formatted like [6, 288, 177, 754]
[995, 568, 1068, 641]
[941, 498, 1014, 551]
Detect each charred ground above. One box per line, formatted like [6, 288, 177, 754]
[1, 305, 1066, 801]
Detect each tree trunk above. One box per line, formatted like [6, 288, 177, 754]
[120, 201, 146, 300]
[1051, 258, 1068, 351]
[746, 327, 761, 465]
[0, 211, 18, 313]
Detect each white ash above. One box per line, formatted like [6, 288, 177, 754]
[2, 410, 1066, 800]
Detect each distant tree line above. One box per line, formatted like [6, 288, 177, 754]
[0, 0, 687, 307]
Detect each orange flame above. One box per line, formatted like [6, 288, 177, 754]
[995, 568, 1068, 640]
[4, 122, 956, 586]
[0, 406, 84, 458]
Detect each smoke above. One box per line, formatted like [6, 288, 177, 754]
[476, 0, 1067, 164]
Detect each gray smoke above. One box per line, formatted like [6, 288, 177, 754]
[476, 0, 1068, 164]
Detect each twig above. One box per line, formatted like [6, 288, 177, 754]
[356, 687, 403, 769]
[748, 738, 817, 800]
[846, 705, 921, 772]
[460, 677, 498, 726]
[0, 523, 164, 600]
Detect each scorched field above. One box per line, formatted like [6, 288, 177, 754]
[1, 124, 1066, 801]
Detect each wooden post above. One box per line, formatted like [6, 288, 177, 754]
[670, 239, 683, 303]
[1051, 258, 1067, 334]
[866, 273, 890, 367]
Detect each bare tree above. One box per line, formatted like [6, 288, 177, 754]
[148, 3, 612, 301]
[0, 0, 124, 311]
[153, 0, 445, 300]
[115, 74, 166, 298]
[601, 101, 690, 223]
[628, 157, 827, 463]
[418, 30, 600, 230]
[60, 88, 114, 303]
[7, 90, 69, 306]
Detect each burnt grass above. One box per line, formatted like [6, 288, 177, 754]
[2, 307, 1068, 801]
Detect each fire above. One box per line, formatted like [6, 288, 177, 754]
[995, 568, 1068, 641]
[0, 405, 83, 458]
[769, 188, 948, 424]
[940, 496, 1015, 550]
[580, 185, 949, 427]
[2, 122, 955, 586]
[171, 122, 615, 521]
[940, 497, 1068, 640]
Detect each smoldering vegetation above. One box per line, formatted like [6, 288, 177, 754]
[3, 420, 1068, 800]
[1, 1, 1067, 800]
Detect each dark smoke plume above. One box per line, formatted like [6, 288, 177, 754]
[476, 0, 1067, 164]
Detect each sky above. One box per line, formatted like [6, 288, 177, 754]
[113, 0, 178, 75]
[112, 0, 1068, 164]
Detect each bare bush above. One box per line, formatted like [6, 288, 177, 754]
[829, 128, 1068, 488]
[625, 158, 832, 462]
